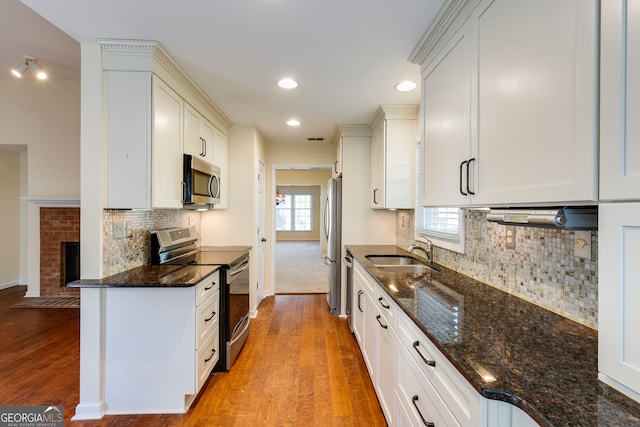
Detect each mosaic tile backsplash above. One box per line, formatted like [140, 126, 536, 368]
[103, 209, 201, 276]
[396, 209, 598, 329]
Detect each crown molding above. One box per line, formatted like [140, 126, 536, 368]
[97, 39, 232, 131]
[408, 0, 472, 66]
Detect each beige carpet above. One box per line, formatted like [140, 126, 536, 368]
[275, 241, 329, 294]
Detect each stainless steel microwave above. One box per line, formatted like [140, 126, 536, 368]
[183, 154, 221, 208]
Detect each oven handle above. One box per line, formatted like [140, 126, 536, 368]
[231, 313, 250, 340]
[230, 258, 250, 276]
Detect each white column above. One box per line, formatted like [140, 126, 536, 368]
[73, 41, 107, 420]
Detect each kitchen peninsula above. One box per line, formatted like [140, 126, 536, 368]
[348, 245, 640, 426]
[69, 264, 221, 415]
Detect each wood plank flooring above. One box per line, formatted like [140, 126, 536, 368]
[0, 286, 386, 426]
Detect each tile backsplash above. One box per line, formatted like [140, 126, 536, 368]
[396, 209, 598, 329]
[103, 209, 200, 276]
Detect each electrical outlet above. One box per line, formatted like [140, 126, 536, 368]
[505, 226, 516, 249]
[113, 222, 126, 240]
[574, 230, 592, 259]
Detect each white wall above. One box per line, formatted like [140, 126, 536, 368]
[0, 79, 80, 198]
[0, 79, 81, 291]
[200, 124, 267, 314]
[0, 149, 21, 288]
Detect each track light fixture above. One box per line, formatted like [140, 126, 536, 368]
[11, 55, 48, 80]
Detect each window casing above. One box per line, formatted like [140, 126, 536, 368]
[415, 207, 465, 254]
[276, 193, 313, 231]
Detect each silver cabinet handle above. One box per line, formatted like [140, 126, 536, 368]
[412, 395, 435, 427]
[413, 341, 436, 367]
[357, 290, 363, 312]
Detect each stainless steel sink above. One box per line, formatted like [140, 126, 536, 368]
[365, 255, 439, 273]
[376, 265, 436, 274]
[365, 255, 424, 266]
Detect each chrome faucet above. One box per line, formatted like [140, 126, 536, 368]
[407, 240, 432, 264]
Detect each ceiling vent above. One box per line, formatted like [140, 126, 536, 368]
[307, 137, 325, 141]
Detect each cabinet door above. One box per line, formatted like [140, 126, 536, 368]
[184, 103, 202, 159]
[152, 76, 183, 208]
[370, 121, 385, 208]
[375, 304, 396, 424]
[471, 0, 598, 205]
[212, 127, 228, 209]
[599, 203, 640, 400]
[422, 22, 472, 207]
[352, 273, 366, 346]
[199, 119, 214, 164]
[334, 136, 343, 178]
[362, 290, 376, 377]
[600, 0, 640, 200]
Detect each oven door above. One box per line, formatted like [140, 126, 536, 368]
[226, 256, 250, 369]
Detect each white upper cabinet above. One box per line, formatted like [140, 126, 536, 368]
[600, 0, 640, 201]
[101, 40, 232, 210]
[369, 105, 418, 209]
[106, 73, 183, 209]
[422, 23, 473, 206]
[184, 102, 215, 165]
[152, 77, 185, 208]
[414, 0, 599, 207]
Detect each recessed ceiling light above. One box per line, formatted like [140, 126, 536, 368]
[395, 80, 417, 92]
[287, 119, 301, 127]
[278, 78, 298, 89]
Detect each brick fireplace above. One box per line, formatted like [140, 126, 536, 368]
[40, 207, 80, 297]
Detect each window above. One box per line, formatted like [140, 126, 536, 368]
[415, 207, 466, 254]
[276, 193, 312, 231]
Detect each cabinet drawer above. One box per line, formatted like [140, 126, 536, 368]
[196, 271, 219, 306]
[196, 290, 219, 349]
[397, 312, 479, 426]
[397, 341, 460, 427]
[196, 329, 219, 392]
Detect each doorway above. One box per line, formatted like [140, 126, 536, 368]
[273, 168, 332, 294]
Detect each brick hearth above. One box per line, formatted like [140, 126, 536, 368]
[40, 207, 80, 297]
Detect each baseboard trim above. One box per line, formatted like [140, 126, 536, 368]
[71, 401, 106, 420]
[0, 280, 19, 291]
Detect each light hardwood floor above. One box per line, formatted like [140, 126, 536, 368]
[0, 286, 386, 426]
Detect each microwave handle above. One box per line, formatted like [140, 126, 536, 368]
[209, 174, 221, 199]
[181, 181, 188, 203]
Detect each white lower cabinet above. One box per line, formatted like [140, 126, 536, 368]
[103, 271, 220, 414]
[353, 260, 538, 426]
[374, 294, 396, 423]
[599, 203, 640, 402]
[397, 341, 460, 426]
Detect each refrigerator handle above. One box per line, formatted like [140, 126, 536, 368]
[323, 195, 330, 239]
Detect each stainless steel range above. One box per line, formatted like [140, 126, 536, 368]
[151, 226, 250, 371]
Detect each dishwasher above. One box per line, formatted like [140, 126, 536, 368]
[345, 249, 354, 330]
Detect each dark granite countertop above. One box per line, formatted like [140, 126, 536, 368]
[67, 264, 220, 288]
[347, 245, 640, 427]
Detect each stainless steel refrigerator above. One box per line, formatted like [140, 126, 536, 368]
[324, 177, 342, 315]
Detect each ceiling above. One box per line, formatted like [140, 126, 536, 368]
[6, 0, 444, 145]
